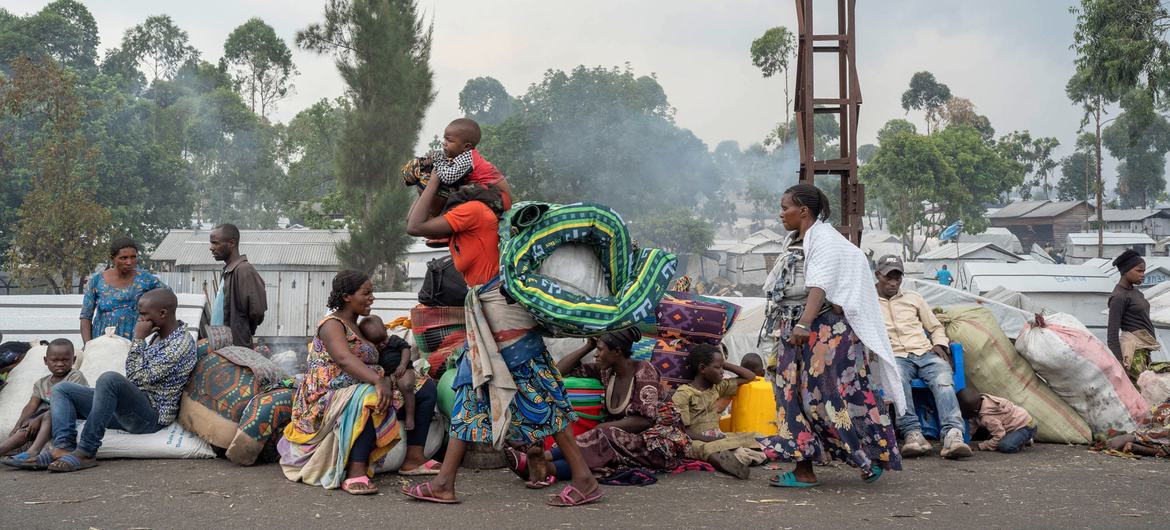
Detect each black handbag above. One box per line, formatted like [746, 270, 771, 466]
[418, 256, 469, 307]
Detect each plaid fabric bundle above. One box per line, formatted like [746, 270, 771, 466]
[410, 305, 467, 377]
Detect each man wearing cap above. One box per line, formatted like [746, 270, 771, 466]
[874, 255, 972, 459]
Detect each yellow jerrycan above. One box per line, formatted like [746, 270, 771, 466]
[730, 377, 778, 435]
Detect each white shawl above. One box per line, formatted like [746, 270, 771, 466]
[802, 221, 907, 416]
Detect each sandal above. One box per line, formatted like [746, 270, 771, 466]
[525, 475, 557, 489]
[504, 447, 528, 480]
[47, 452, 98, 473]
[547, 484, 603, 507]
[0, 452, 30, 468]
[398, 459, 442, 476]
[769, 471, 819, 488]
[863, 464, 883, 484]
[341, 476, 379, 495]
[402, 482, 460, 504]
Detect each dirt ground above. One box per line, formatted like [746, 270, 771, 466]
[2, 444, 1167, 529]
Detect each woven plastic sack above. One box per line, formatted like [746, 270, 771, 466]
[1016, 313, 1148, 435]
[78, 326, 132, 383]
[1138, 371, 1170, 405]
[0, 342, 48, 435]
[937, 306, 1091, 444]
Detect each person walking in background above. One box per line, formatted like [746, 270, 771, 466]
[80, 238, 166, 343]
[1107, 249, 1162, 379]
[935, 264, 953, 287]
[199, 224, 268, 348]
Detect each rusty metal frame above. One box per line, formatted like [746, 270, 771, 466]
[794, 0, 863, 245]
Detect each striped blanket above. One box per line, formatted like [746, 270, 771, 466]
[499, 201, 677, 336]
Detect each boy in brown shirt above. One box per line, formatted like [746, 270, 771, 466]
[959, 388, 1037, 453]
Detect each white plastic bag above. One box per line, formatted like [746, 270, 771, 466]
[538, 244, 609, 298]
[374, 413, 447, 474]
[1016, 313, 1148, 435]
[79, 326, 132, 382]
[0, 342, 49, 435]
[79, 420, 216, 459]
[1138, 371, 1170, 406]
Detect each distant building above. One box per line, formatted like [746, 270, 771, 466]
[150, 229, 349, 338]
[959, 262, 1115, 327]
[1088, 209, 1170, 240]
[723, 229, 786, 287]
[988, 200, 1093, 251]
[1064, 232, 1156, 265]
[918, 242, 1021, 279]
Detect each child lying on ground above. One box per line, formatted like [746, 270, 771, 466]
[958, 387, 1037, 454]
[358, 316, 416, 431]
[671, 344, 767, 480]
[0, 339, 88, 467]
[402, 118, 514, 218]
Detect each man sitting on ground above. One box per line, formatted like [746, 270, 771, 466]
[46, 288, 198, 472]
[874, 255, 972, 459]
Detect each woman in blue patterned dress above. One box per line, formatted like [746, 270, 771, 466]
[80, 238, 165, 343]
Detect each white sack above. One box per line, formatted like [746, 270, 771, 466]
[77, 420, 216, 459]
[0, 342, 49, 435]
[79, 326, 131, 381]
[1138, 370, 1170, 406]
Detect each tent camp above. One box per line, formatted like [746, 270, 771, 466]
[958, 262, 1115, 327]
[919, 242, 1021, 279]
[1064, 232, 1155, 264]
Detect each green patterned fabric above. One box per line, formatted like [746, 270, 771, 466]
[499, 201, 678, 337]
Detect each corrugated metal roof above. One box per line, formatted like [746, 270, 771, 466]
[1088, 209, 1167, 222]
[987, 201, 1047, 219]
[1066, 232, 1155, 246]
[918, 242, 1017, 260]
[0, 294, 205, 347]
[1025, 201, 1087, 218]
[151, 229, 349, 267]
[960, 262, 1115, 293]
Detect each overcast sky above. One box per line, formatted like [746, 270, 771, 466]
[10, 0, 1108, 183]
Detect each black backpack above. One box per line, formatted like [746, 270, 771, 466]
[418, 256, 469, 307]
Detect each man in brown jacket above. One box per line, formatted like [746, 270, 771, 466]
[199, 224, 267, 348]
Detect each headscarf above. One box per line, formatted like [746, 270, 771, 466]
[600, 327, 642, 356]
[1114, 249, 1144, 276]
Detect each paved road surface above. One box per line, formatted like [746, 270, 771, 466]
[3, 444, 1166, 529]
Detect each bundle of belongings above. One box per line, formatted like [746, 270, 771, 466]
[178, 328, 295, 465]
[644, 293, 742, 391]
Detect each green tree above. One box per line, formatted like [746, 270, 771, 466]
[630, 208, 715, 257]
[938, 96, 994, 141]
[458, 76, 517, 126]
[223, 18, 297, 119]
[298, 0, 435, 286]
[877, 119, 917, 143]
[861, 130, 957, 258]
[1057, 133, 1098, 201]
[996, 131, 1060, 200]
[1103, 89, 1170, 208]
[2, 57, 111, 293]
[279, 97, 351, 227]
[20, 0, 99, 71]
[121, 15, 200, 82]
[750, 26, 796, 145]
[901, 71, 951, 135]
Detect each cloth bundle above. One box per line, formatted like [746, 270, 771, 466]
[645, 292, 740, 391]
[178, 341, 294, 465]
[498, 201, 677, 337]
[410, 305, 468, 378]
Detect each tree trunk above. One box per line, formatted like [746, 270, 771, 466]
[1095, 100, 1104, 259]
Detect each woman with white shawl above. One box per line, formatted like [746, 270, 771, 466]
[759, 184, 904, 488]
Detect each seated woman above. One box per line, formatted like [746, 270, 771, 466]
[1105, 398, 1170, 458]
[514, 328, 688, 484]
[672, 344, 763, 480]
[278, 271, 398, 495]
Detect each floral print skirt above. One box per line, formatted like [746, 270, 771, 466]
[759, 311, 902, 471]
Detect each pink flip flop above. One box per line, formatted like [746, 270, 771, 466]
[402, 482, 460, 504]
[547, 484, 603, 507]
[525, 475, 557, 489]
[398, 459, 442, 476]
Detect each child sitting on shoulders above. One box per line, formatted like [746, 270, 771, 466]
[403, 117, 514, 215]
[958, 387, 1037, 454]
[358, 316, 416, 431]
[1, 339, 88, 468]
[671, 344, 766, 480]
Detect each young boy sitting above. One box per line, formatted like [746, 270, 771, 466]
[358, 315, 416, 431]
[958, 387, 1037, 454]
[403, 118, 514, 216]
[1, 339, 88, 468]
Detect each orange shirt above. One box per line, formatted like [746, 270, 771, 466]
[443, 201, 501, 286]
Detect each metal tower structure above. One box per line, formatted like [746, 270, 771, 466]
[794, 0, 863, 245]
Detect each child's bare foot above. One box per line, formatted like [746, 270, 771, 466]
[404, 414, 415, 431]
[526, 445, 550, 485]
